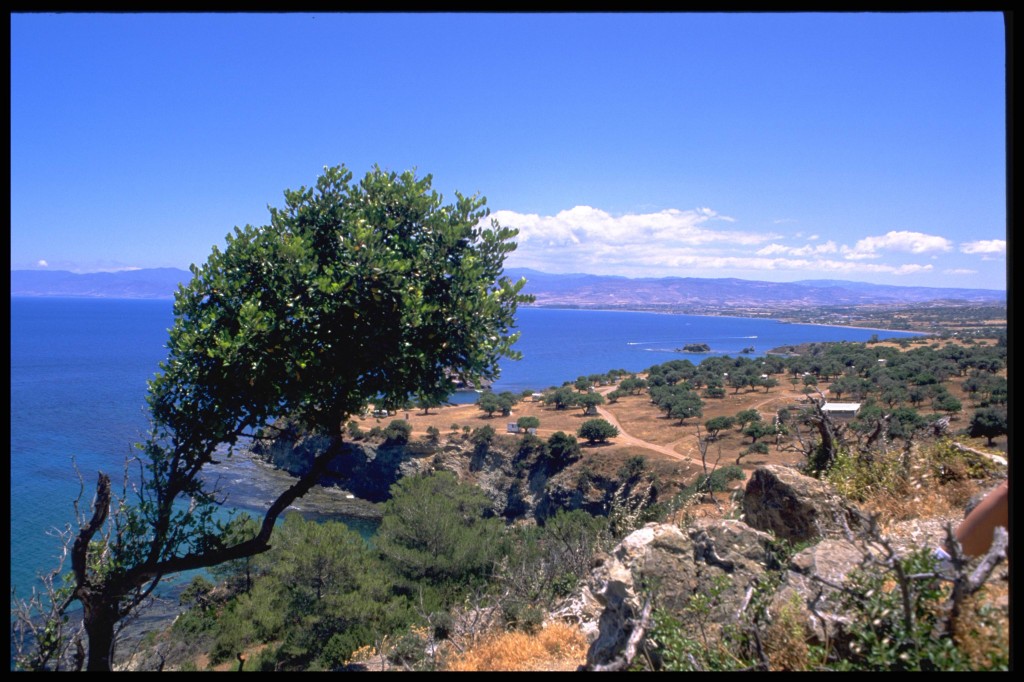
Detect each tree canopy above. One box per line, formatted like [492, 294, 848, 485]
[579, 418, 619, 444]
[150, 165, 529, 444]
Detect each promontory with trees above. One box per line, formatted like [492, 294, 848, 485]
[12, 164, 1007, 672]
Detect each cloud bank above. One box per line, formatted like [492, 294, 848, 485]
[484, 206, 1003, 286]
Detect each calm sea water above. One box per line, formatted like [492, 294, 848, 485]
[10, 298, 919, 600]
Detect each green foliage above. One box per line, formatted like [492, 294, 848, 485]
[932, 391, 963, 416]
[578, 418, 618, 443]
[831, 550, 972, 671]
[617, 455, 647, 484]
[646, 575, 755, 671]
[692, 465, 745, 493]
[742, 420, 776, 443]
[738, 442, 770, 464]
[193, 513, 400, 670]
[704, 415, 736, 439]
[383, 419, 413, 444]
[516, 415, 540, 431]
[208, 513, 262, 593]
[823, 449, 907, 503]
[578, 391, 606, 414]
[887, 406, 927, 440]
[23, 163, 534, 671]
[516, 433, 547, 464]
[172, 576, 219, 639]
[544, 386, 579, 410]
[968, 408, 1007, 446]
[544, 431, 581, 470]
[376, 472, 502, 595]
[735, 408, 762, 427]
[469, 424, 495, 447]
[150, 164, 529, 445]
[476, 391, 503, 417]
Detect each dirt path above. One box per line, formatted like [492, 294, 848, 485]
[594, 403, 699, 475]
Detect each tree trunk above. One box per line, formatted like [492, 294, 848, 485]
[83, 595, 118, 671]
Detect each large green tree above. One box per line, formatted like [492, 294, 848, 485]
[15, 165, 530, 671]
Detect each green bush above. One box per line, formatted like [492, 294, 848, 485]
[693, 465, 745, 493]
[383, 419, 413, 444]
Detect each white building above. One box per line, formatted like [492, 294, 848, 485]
[821, 402, 861, 420]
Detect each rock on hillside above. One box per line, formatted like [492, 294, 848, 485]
[577, 464, 1006, 670]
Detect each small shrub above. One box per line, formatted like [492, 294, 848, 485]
[383, 419, 413, 444]
[470, 424, 496, 447]
[693, 465, 745, 493]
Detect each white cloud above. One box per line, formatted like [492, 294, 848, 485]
[755, 244, 791, 256]
[842, 230, 953, 260]
[36, 259, 48, 267]
[756, 241, 838, 257]
[960, 239, 1006, 255]
[493, 206, 953, 283]
[943, 268, 978, 276]
[489, 206, 763, 250]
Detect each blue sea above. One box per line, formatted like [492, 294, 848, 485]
[10, 298, 921, 601]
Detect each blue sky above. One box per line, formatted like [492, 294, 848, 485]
[11, 12, 1007, 289]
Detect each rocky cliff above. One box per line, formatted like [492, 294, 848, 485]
[249, 422, 626, 523]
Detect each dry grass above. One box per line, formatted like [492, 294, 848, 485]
[445, 622, 589, 672]
[762, 594, 816, 672]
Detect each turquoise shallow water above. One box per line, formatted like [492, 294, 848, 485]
[10, 298, 920, 600]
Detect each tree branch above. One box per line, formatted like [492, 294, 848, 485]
[121, 443, 340, 587]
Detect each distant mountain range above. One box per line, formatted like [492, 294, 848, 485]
[10, 267, 1006, 309]
[503, 268, 1006, 310]
[10, 268, 190, 299]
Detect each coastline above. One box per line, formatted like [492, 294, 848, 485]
[203, 447, 385, 522]
[521, 303, 930, 336]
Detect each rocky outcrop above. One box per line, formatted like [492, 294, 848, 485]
[581, 520, 775, 668]
[251, 426, 431, 502]
[249, 424, 618, 522]
[581, 466, 877, 669]
[769, 538, 865, 646]
[741, 464, 866, 542]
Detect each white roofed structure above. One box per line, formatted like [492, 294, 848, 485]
[821, 402, 861, 420]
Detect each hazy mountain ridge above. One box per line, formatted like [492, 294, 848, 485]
[10, 267, 1005, 307]
[504, 268, 1005, 309]
[10, 268, 190, 299]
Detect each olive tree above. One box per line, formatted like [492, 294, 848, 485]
[14, 164, 530, 671]
[579, 418, 619, 444]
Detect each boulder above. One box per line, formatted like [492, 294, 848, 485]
[769, 538, 865, 647]
[582, 520, 774, 668]
[742, 465, 865, 543]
